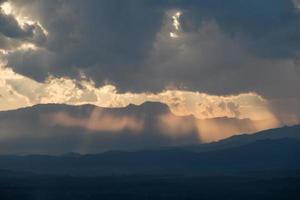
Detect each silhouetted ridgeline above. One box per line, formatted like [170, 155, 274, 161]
[0, 102, 294, 154]
[0, 127, 299, 176]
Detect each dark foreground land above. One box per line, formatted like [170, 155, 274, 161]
[0, 174, 300, 200]
[0, 125, 299, 199]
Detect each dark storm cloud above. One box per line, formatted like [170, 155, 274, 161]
[178, 0, 300, 59]
[8, 0, 166, 82]
[3, 0, 300, 100]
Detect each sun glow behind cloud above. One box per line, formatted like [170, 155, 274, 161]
[1, 2, 42, 63]
[0, 2, 12, 15]
[0, 65, 283, 143]
[0, 1, 299, 145]
[0, 65, 280, 122]
[1, 1, 48, 35]
[1, 63, 288, 143]
[169, 10, 182, 38]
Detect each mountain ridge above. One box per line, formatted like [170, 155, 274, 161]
[0, 102, 297, 155]
[0, 137, 299, 176]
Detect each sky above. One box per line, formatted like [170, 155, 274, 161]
[0, 0, 299, 127]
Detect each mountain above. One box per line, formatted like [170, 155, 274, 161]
[0, 124, 299, 200]
[0, 125, 299, 176]
[183, 125, 300, 152]
[0, 102, 269, 155]
[0, 137, 299, 176]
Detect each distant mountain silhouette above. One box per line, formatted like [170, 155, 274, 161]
[0, 136, 299, 176]
[182, 125, 300, 152]
[0, 102, 275, 155]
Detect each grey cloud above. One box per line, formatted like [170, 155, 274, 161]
[143, 20, 300, 99]
[0, 6, 47, 52]
[178, 0, 300, 59]
[8, 0, 165, 82]
[6, 48, 55, 79]
[0, 10, 31, 39]
[0, 9, 45, 40]
[2, 0, 300, 103]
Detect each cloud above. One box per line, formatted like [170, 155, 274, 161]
[144, 18, 300, 99]
[0, 65, 285, 124]
[1, 0, 297, 98]
[0, 2, 47, 52]
[0, 8, 32, 39]
[0, 0, 298, 129]
[5, 0, 164, 83]
[180, 0, 300, 58]
[1, 65, 290, 145]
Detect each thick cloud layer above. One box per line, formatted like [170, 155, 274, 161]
[6, 0, 165, 83]
[0, 0, 299, 118]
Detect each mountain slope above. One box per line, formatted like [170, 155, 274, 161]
[183, 125, 300, 152]
[0, 138, 299, 176]
[0, 102, 267, 154]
